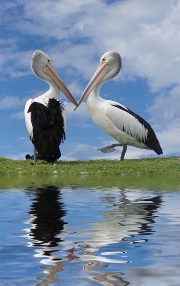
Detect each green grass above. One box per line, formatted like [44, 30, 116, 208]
[0, 156, 180, 175]
[0, 157, 180, 190]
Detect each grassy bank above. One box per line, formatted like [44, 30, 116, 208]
[0, 156, 180, 175]
[0, 157, 180, 190]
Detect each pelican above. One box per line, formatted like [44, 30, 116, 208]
[24, 50, 77, 162]
[75, 51, 163, 160]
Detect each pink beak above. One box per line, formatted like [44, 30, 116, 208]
[43, 63, 78, 107]
[74, 62, 112, 110]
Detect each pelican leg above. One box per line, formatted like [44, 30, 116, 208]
[97, 143, 123, 153]
[98, 143, 127, 160]
[34, 146, 37, 162]
[120, 145, 127, 161]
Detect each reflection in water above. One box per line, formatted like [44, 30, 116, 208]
[84, 261, 129, 286]
[80, 189, 162, 285]
[24, 186, 162, 286]
[26, 186, 67, 285]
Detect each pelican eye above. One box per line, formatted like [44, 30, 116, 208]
[47, 59, 50, 63]
[102, 58, 106, 62]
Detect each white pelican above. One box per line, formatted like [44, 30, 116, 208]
[75, 51, 163, 160]
[24, 50, 77, 162]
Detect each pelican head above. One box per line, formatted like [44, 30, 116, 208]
[31, 50, 77, 106]
[99, 51, 122, 82]
[75, 51, 122, 109]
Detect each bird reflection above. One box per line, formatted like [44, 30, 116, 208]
[24, 186, 163, 286]
[84, 261, 129, 286]
[26, 185, 67, 285]
[81, 189, 162, 286]
[115, 189, 162, 237]
[28, 185, 66, 247]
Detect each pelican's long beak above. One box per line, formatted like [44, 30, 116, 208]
[74, 62, 112, 111]
[43, 63, 78, 107]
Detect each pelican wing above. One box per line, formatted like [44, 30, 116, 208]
[104, 101, 163, 154]
[104, 101, 148, 142]
[28, 98, 66, 162]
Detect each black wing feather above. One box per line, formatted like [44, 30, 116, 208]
[28, 98, 66, 162]
[112, 104, 163, 155]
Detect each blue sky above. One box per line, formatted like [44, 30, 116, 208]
[0, 0, 180, 160]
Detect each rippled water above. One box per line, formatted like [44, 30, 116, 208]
[0, 180, 180, 285]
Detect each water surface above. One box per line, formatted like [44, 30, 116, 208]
[0, 175, 180, 285]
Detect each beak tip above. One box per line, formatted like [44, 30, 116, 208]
[74, 104, 79, 111]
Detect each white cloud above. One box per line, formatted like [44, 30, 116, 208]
[64, 101, 90, 120]
[147, 84, 180, 156]
[0, 96, 24, 109]
[60, 141, 163, 161]
[17, 136, 29, 141]
[0, 46, 32, 79]
[1, 0, 180, 160]
[148, 85, 180, 128]
[10, 111, 24, 119]
[1, 0, 180, 93]
[66, 81, 83, 98]
[6, 152, 27, 160]
[8, 131, 176, 161]
[157, 127, 180, 156]
[61, 143, 101, 161]
[3, 0, 178, 91]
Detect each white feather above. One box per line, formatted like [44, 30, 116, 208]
[24, 99, 33, 140]
[24, 96, 66, 141]
[79, 51, 162, 160]
[104, 101, 148, 144]
[87, 96, 148, 149]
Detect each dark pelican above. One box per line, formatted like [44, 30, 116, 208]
[24, 50, 77, 162]
[75, 51, 163, 160]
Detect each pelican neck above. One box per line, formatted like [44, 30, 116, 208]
[39, 80, 60, 102]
